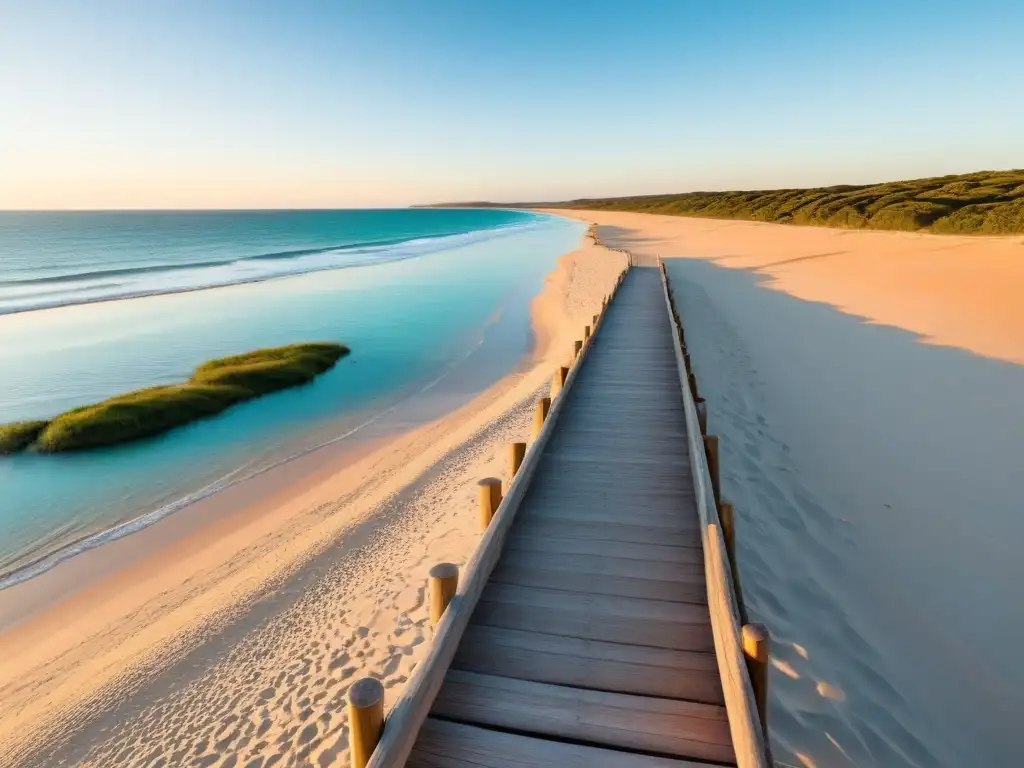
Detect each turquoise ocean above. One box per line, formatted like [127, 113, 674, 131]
[0, 209, 584, 590]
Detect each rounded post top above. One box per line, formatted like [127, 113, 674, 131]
[429, 562, 459, 580]
[742, 623, 770, 660]
[347, 677, 384, 708]
[478, 477, 501, 488]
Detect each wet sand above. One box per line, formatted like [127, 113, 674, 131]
[0, 231, 625, 767]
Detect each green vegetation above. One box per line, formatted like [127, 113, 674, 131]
[1, 343, 349, 455]
[559, 170, 1024, 233]
[0, 421, 49, 453]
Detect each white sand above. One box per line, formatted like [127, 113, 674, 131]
[0, 231, 625, 767]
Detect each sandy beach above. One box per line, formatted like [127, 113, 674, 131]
[544, 209, 1024, 364]
[0, 230, 625, 767]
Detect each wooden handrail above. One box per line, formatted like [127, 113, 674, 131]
[657, 257, 770, 768]
[363, 263, 630, 768]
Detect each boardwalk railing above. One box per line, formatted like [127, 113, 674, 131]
[349, 255, 632, 768]
[658, 257, 771, 768]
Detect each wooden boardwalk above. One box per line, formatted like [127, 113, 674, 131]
[406, 268, 736, 767]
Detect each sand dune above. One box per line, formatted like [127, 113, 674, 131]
[545, 209, 1024, 364]
[0, 233, 625, 767]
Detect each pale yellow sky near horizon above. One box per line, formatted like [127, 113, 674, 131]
[2, 171, 423, 210]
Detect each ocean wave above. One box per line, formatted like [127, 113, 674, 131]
[0, 219, 541, 315]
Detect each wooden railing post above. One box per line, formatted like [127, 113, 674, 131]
[718, 498, 746, 623]
[477, 478, 502, 531]
[583, 324, 591, 342]
[696, 398, 708, 436]
[533, 397, 551, 441]
[550, 366, 568, 399]
[742, 623, 770, 738]
[573, 339, 583, 360]
[688, 371, 700, 401]
[704, 434, 720, 504]
[347, 677, 385, 768]
[508, 441, 526, 477]
[428, 563, 459, 625]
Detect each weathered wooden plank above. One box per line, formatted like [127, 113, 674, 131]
[541, 452, 690, 471]
[536, 429, 687, 448]
[491, 559, 706, 604]
[527, 462, 695, 491]
[522, 470, 695, 497]
[544, 431, 690, 453]
[528, 450, 691, 472]
[552, 403, 685, 420]
[453, 625, 724, 705]
[491, 549, 705, 583]
[562, 384, 685, 398]
[407, 719, 706, 768]
[432, 670, 735, 764]
[511, 516, 701, 548]
[505, 534, 704, 564]
[474, 582, 714, 652]
[515, 501, 699, 530]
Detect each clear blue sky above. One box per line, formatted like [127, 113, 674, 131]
[2, 0, 1022, 208]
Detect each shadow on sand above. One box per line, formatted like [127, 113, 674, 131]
[666, 258, 1022, 768]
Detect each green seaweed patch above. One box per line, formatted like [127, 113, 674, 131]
[3, 342, 349, 454]
[0, 420, 50, 454]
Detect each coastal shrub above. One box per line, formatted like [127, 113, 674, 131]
[552, 169, 1024, 234]
[977, 198, 1024, 234]
[825, 206, 868, 228]
[0, 420, 49, 454]
[5, 342, 349, 453]
[930, 200, 1024, 234]
[868, 201, 952, 231]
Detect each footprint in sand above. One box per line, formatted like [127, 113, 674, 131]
[298, 722, 318, 745]
[381, 654, 402, 676]
[328, 651, 350, 671]
[394, 584, 425, 613]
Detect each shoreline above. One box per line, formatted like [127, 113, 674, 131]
[0, 212, 562, 593]
[0, 226, 625, 766]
